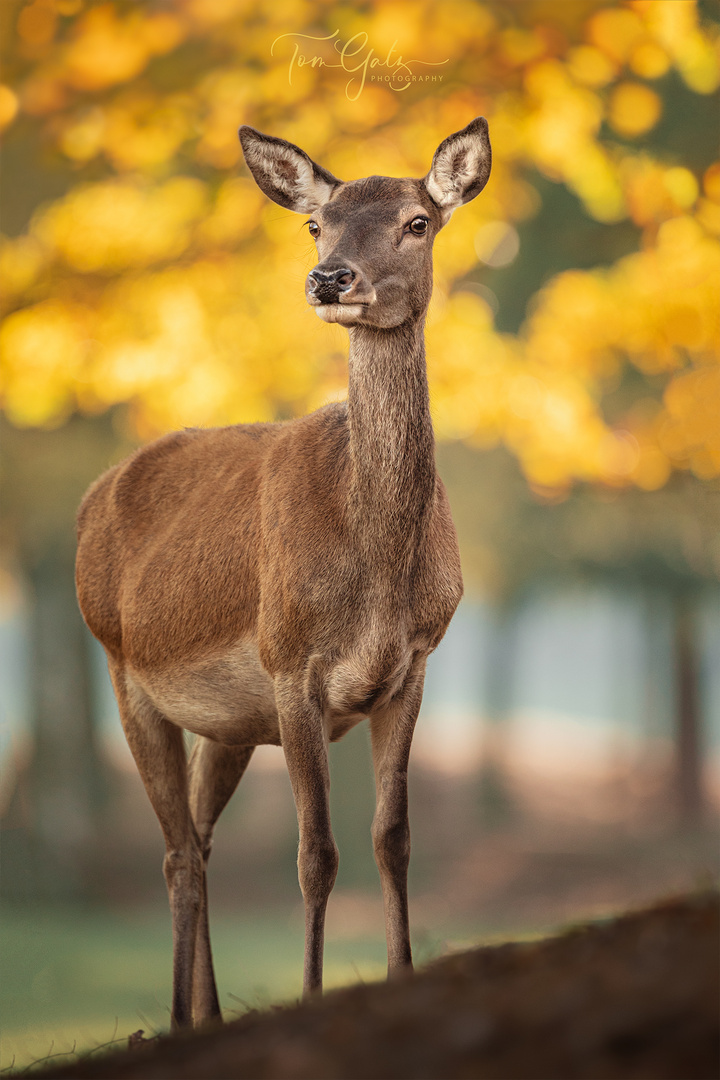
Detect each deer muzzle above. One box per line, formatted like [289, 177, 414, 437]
[307, 268, 356, 305]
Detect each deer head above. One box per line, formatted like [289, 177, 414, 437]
[239, 118, 491, 330]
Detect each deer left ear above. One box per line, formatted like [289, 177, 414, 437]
[239, 126, 341, 214]
[424, 117, 492, 224]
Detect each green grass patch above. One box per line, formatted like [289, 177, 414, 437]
[0, 903, 390, 1072]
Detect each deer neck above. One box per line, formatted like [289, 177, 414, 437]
[346, 322, 436, 554]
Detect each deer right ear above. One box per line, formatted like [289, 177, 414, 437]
[239, 126, 341, 214]
[424, 117, 492, 224]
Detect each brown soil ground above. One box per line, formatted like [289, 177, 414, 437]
[38, 891, 719, 1080]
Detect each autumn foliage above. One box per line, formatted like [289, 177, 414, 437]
[1, 0, 718, 494]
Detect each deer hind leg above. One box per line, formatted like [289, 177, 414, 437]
[275, 673, 338, 997]
[109, 661, 202, 1030]
[187, 737, 254, 1023]
[369, 655, 427, 976]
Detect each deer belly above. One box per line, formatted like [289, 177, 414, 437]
[126, 640, 280, 745]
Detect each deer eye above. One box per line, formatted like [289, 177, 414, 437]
[409, 217, 429, 235]
[307, 221, 320, 238]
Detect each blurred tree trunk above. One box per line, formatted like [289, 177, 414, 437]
[478, 601, 518, 827]
[672, 592, 705, 827]
[2, 553, 104, 900]
[0, 415, 130, 899]
[29, 551, 105, 886]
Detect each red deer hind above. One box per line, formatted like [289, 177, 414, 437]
[75, 118, 491, 1029]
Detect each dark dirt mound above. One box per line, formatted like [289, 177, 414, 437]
[38, 891, 719, 1080]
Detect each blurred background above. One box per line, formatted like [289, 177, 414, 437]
[1, 0, 719, 1069]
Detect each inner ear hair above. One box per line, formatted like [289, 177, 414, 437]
[425, 117, 491, 219]
[239, 126, 340, 214]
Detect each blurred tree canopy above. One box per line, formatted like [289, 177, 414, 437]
[0, 0, 718, 884]
[0, 0, 718, 515]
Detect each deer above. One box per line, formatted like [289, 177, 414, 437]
[75, 117, 491, 1030]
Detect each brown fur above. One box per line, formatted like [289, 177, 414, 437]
[75, 118, 491, 1028]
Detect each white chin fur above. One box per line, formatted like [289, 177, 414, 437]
[314, 303, 364, 324]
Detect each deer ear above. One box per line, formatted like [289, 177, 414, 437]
[239, 126, 341, 214]
[424, 117, 491, 223]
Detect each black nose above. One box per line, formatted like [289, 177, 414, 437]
[307, 267, 355, 304]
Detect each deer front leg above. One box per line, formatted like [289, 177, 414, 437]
[187, 738, 255, 1024]
[275, 675, 338, 996]
[370, 656, 427, 976]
